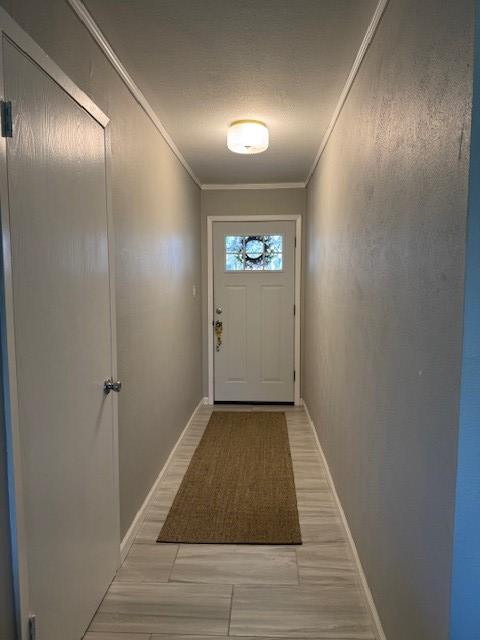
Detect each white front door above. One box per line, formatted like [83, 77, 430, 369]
[213, 220, 296, 403]
[3, 38, 119, 640]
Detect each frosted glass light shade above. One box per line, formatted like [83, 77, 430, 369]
[227, 120, 269, 154]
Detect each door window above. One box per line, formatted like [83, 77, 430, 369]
[225, 234, 283, 271]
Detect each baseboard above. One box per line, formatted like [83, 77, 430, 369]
[301, 399, 387, 640]
[120, 396, 208, 562]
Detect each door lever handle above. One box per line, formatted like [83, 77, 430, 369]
[104, 377, 122, 394]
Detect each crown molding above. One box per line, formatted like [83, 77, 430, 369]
[202, 182, 306, 191]
[305, 0, 390, 185]
[67, 0, 201, 187]
[69, 0, 388, 191]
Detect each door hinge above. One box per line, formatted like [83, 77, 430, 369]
[1, 101, 12, 138]
[294, 236, 297, 248]
[293, 304, 296, 316]
[293, 370, 296, 382]
[28, 614, 36, 640]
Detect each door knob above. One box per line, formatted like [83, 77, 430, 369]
[104, 377, 122, 394]
[216, 306, 223, 315]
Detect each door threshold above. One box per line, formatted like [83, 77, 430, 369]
[214, 401, 295, 405]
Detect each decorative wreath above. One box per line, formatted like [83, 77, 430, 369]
[243, 235, 276, 267]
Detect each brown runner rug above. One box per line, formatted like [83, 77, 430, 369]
[157, 411, 302, 544]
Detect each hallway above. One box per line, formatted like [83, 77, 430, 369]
[0, 1, 478, 639]
[85, 406, 376, 638]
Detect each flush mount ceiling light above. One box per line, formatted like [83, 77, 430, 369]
[227, 120, 269, 154]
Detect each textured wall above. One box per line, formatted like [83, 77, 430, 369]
[304, 1, 474, 639]
[0, 0, 202, 547]
[200, 188, 306, 396]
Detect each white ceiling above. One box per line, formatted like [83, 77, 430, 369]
[84, 0, 377, 185]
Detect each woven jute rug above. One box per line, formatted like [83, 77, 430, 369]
[157, 411, 302, 544]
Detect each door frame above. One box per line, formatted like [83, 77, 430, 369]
[207, 214, 302, 406]
[0, 9, 119, 639]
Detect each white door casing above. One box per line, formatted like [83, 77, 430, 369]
[0, 21, 119, 640]
[212, 219, 298, 403]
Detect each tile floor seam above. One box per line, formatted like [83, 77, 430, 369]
[228, 584, 235, 636]
[167, 544, 182, 582]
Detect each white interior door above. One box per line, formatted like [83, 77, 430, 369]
[3, 38, 119, 639]
[213, 220, 296, 403]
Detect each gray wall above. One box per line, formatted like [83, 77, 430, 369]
[0, 0, 203, 545]
[303, 1, 474, 639]
[200, 188, 306, 396]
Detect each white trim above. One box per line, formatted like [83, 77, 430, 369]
[65, 0, 387, 189]
[207, 215, 303, 222]
[302, 399, 387, 640]
[0, 13, 119, 636]
[0, 76, 30, 640]
[207, 221, 215, 403]
[0, 27, 32, 638]
[69, 0, 390, 189]
[67, 0, 201, 188]
[293, 216, 301, 406]
[202, 182, 306, 191]
[120, 397, 207, 562]
[0, 6, 109, 127]
[207, 215, 302, 406]
[305, 0, 389, 185]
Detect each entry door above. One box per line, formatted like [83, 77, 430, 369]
[213, 220, 295, 403]
[3, 39, 119, 639]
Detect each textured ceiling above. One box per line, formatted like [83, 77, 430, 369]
[84, 0, 377, 185]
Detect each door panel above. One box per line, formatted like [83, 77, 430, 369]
[213, 221, 295, 402]
[261, 286, 283, 382]
[4, 39, 119, 640]
[224, 286, 248, 382]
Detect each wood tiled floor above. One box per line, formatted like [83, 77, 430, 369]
[84, 405, 376, 640]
